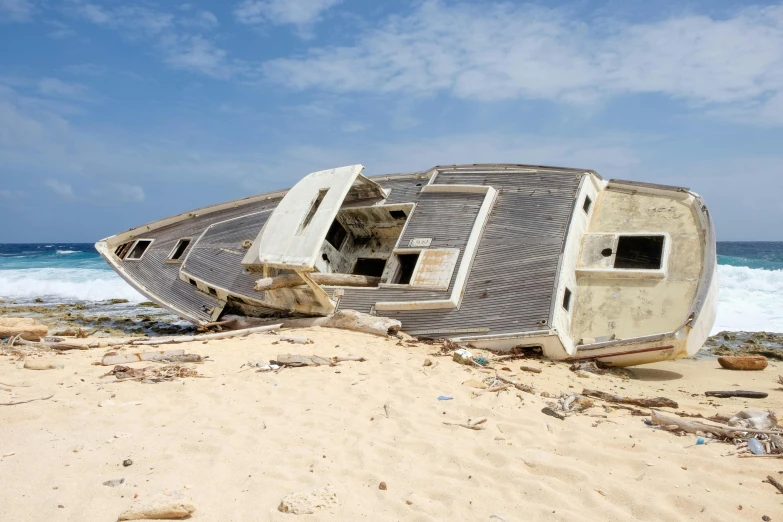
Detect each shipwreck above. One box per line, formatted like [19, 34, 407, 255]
[96, 164, 717, 366]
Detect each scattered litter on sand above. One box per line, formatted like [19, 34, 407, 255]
[100, 365, 203, 383]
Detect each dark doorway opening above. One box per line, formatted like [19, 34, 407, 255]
[394, 253, 420, 284]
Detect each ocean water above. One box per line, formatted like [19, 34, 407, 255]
[1, 242, 782, 334]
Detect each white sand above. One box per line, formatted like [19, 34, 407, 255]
[1, 327, 781, 521]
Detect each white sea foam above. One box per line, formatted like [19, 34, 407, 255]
[712, 265, 783, 334]
[0, 268, 145, 302]
[56, 250, 79, 255]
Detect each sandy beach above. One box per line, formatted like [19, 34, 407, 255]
[1, 327, 781, 521]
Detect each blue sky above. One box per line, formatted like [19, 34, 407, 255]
[1, 0, 782, 242]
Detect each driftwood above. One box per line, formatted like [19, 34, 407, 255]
[583, 388, 678, 409]
[0, 394, 54, 406]
[274, 354, 367, 367]
[738, 454, 783, 459]
[91, 324, 283, 348]
[254, 273, 381, 291]
[650, 410, 783, 438]
[204, 310, 400, 337]
[519, 365, 542, 374]
[705, 390, 769, 399]
[12, 338, 88, 351]
[443, 417, 487, 430]
[765, 475, 783, 494]
[494, 375, 535, 394]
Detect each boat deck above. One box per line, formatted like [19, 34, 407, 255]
[111, 166, 585, 336]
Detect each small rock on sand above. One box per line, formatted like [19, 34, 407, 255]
[278, 484, 337, 515]
[23, 360, 64, 370]
[423, 359, 433, 367]
[117, 491, 195, 520]
[717, 356, 768, 371]
[379, 482, 387, 490]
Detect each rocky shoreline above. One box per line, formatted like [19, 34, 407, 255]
[705, 331, 783, 360]
[3, 297, 783, 359]
[0, 298, 194, 337]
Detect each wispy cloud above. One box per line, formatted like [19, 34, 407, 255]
[37, 78, 92, 100]
[234, 0, 342, 37]
[44, 178, 76, 198]
[91, 183, 146, 204]
[0, 189, 23, 200]
[262, 0, 783, 125]
[0, 0, 36, 22]
[65, 1, 234, 78]
[45, 19, 77, 39]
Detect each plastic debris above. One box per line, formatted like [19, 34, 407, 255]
[747, 437, 765, 455]
[452, 349, 473, 365]
[437, 395, 453, 401]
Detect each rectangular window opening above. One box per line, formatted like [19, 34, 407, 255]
[188, 278, 197, 287]
[325, 219, 347, 250]
[389, 209, 407, 219]
[352, 258, 387, 277]
[393, 253, 420, 285]
[613, 235, 664, 270]
[562, 287, 572, 311]
[126, 240, 153, 260]
[208, 287, 218, 296]
[297, 189, 328, 235]
[169, 238, 191, 261]
[582, 195, 592, 214]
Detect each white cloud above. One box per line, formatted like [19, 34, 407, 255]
[38, 78, 91, 100]
[114, 183, 145, 203]
[234, 0, 341, 36]
[46, 20, 77, 39]
[66, 1, 234, 77]
[91, 183, 145, 204]
[44, 178, 75, 198]
[262, 0, 783, 125]
[0, 0, 35, 22]
[160, 34, 231, 78]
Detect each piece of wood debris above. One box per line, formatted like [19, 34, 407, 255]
[519, 366, 542, 374]
[764, 475, 783, 494]
[0, 394, 54, 406]
[704, 390, 768, 399]
[494, 375, 535, 394]
[583, 388, 678, 408]
[443, 417, 487, 430]
[650, 410, 783, 438]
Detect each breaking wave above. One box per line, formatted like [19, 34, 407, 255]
[0, 268, 145, 302]
[56, 250, 79, 255]
[712, 264, 783, 334]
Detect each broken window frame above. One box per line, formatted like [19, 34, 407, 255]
[166, 238, 192, 263]
[123, 239, 154, 261]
